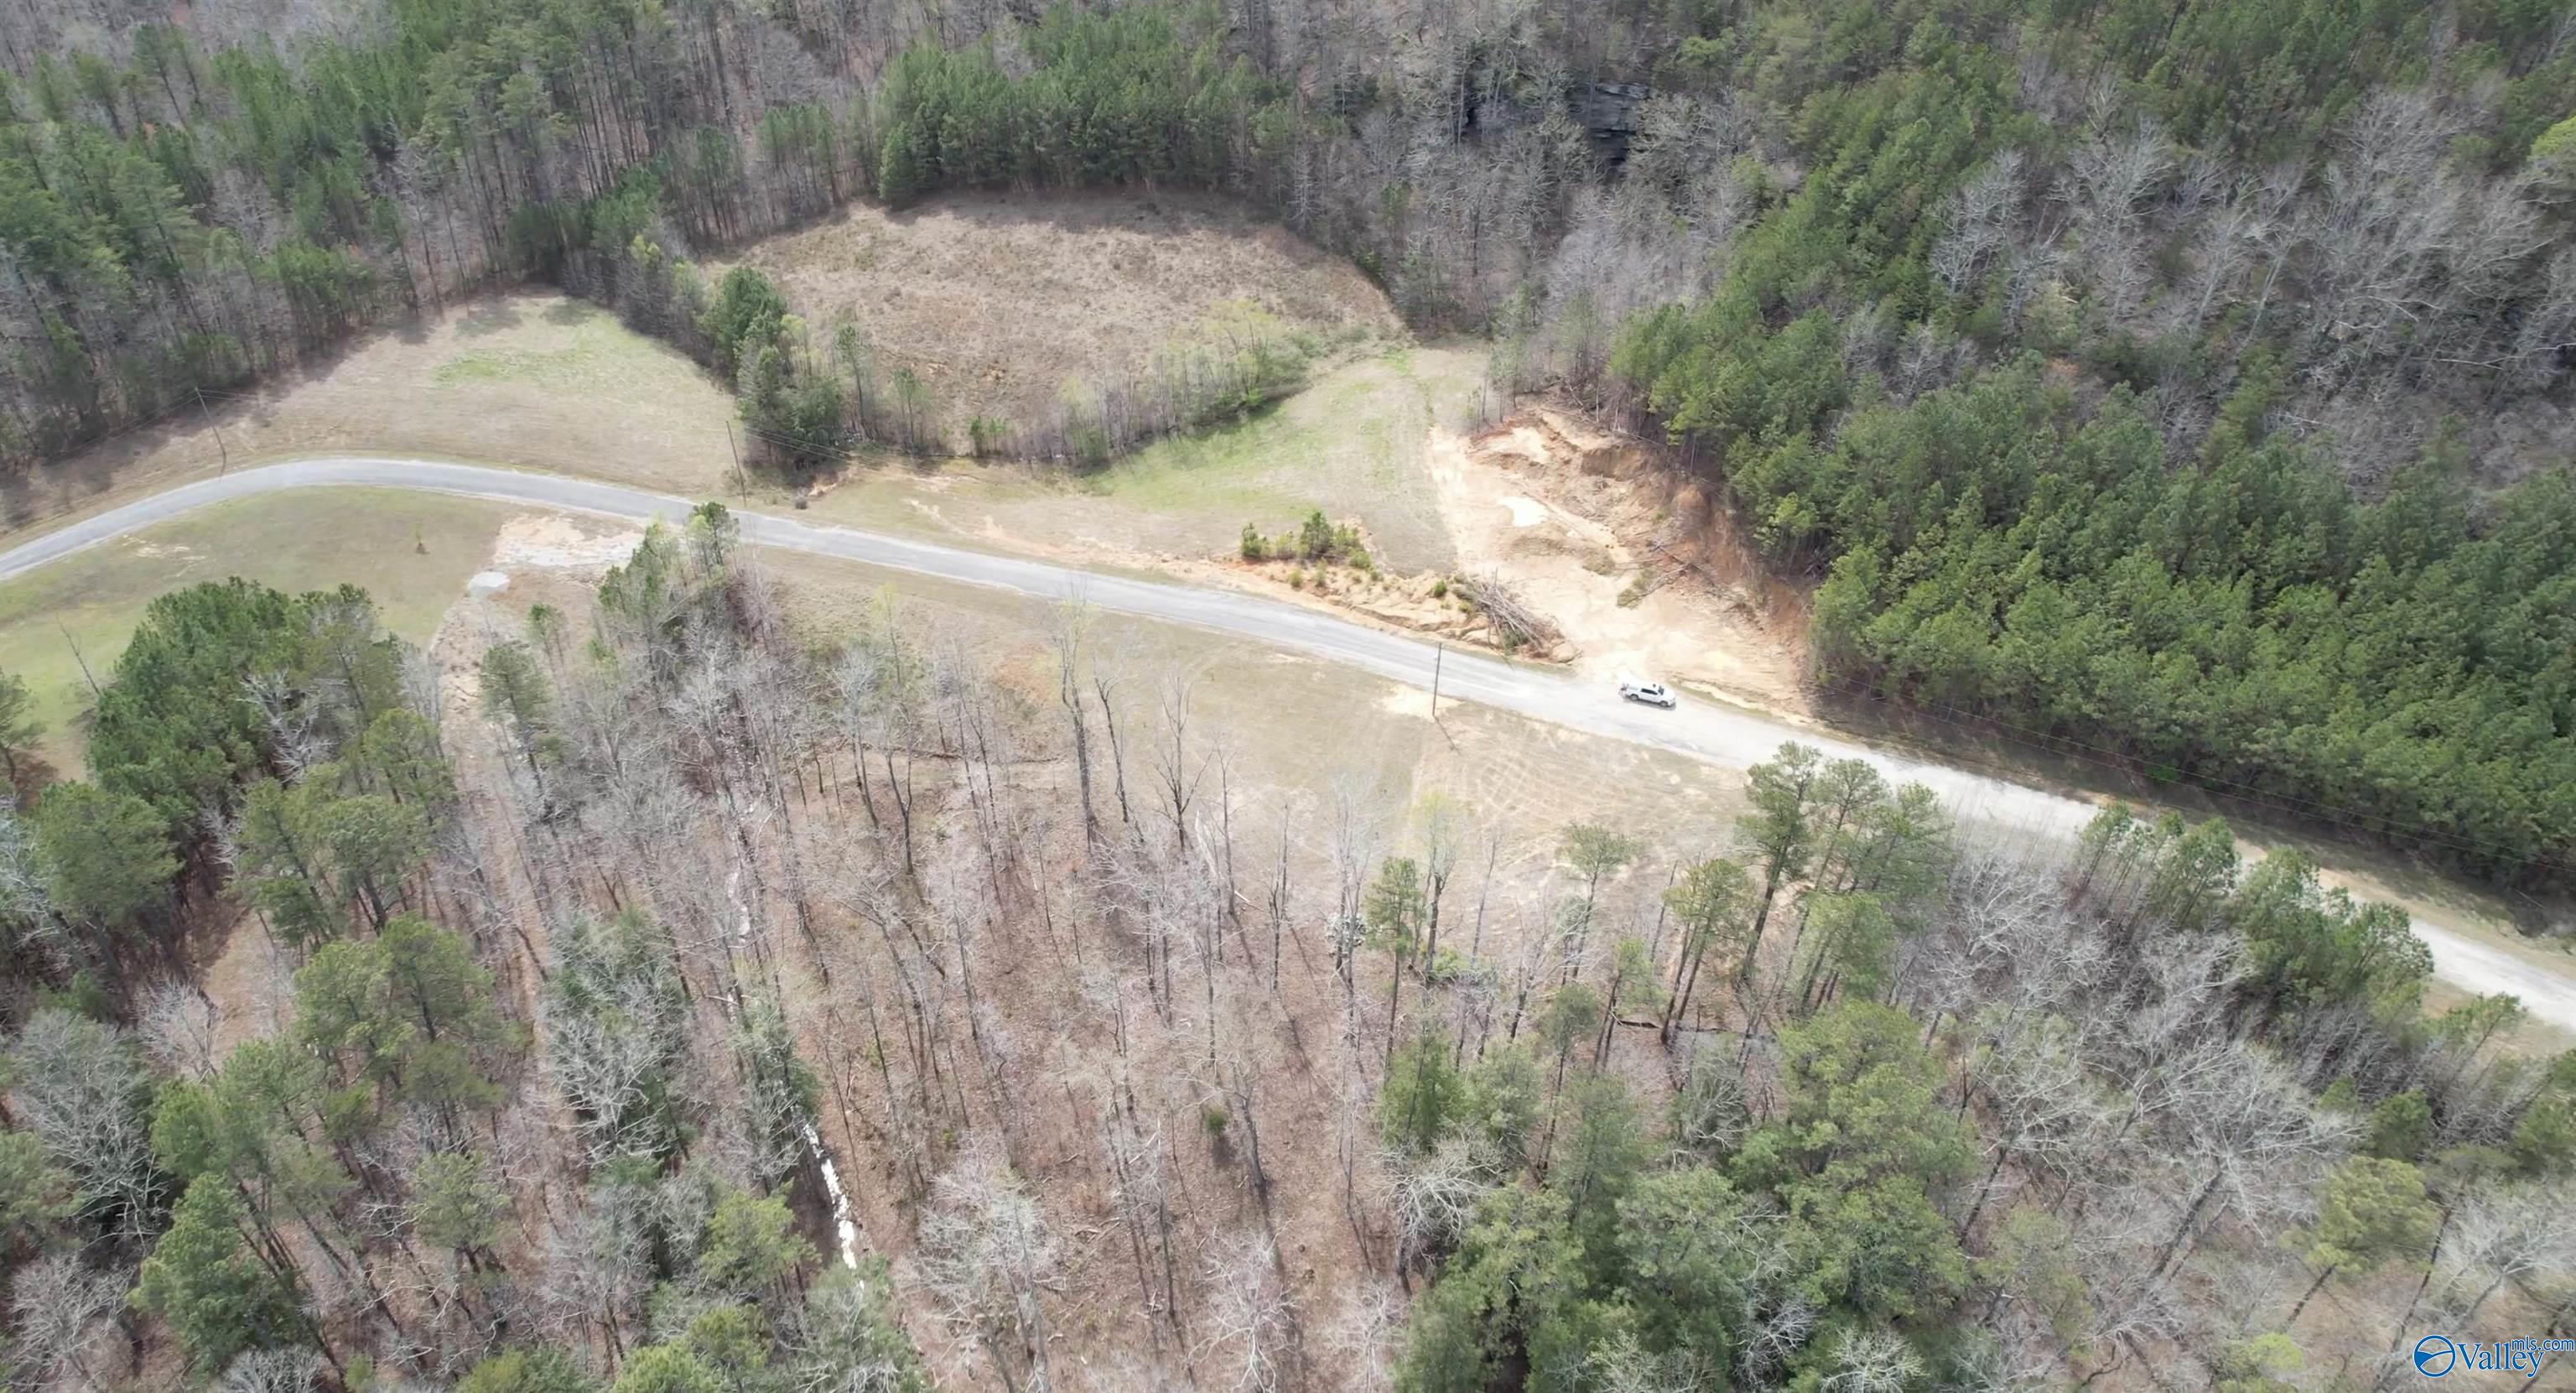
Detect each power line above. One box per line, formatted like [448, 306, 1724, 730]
[25, 380, 267, 460]
[1816, 677, 2571, 879]
[1831, 678, 2553, 870]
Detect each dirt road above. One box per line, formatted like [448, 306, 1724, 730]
[7, 458, 2568, 1030]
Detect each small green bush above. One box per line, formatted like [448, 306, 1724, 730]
[1299, 509, 1337, 561]
[1240, 522, 1268, 561]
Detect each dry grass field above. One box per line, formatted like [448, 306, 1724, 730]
[8, 192, 1413, 568]
[0, 295, 739, 541]
[714, 190, 1401, 435]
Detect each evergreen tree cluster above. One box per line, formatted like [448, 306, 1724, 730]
[0, 0, 857, 467]
[1566, 0, 2576, 887]
[1679, 351, 2576, 887]
[872, 4, 1287, 205]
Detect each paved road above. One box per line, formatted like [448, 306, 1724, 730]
[7, 458, 2572, 1030]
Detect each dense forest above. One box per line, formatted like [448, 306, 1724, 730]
[0, 511, 2571, 1391]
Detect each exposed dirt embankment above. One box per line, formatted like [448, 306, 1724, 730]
[1219, 551, 1576, 663]
[1425, 405, 1814, 715]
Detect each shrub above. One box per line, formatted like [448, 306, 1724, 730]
[1240, 522, 1268, 561]
[1430, 578, 1448, 599]
[1298, 509, 1337, 561]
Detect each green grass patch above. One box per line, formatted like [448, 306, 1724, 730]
[434, 339, 602, 386]
[432, 303, 676, 389]
[1081, 402, 1304, 513]
[0, 489, 512, 772]
[1071, 345, 1483, 571]
[433, 306, 625, 387]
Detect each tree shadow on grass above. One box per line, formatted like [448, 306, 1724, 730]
[453, 297, 528, 338]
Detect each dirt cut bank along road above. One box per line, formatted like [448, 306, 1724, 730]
[6, 457, 2571, 1031]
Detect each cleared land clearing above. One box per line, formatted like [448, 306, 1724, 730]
[803, 346, 1483, 574]
[3, 294, 736, 539]
[717, 190, 1400, 435]
[0, 488, 514, 772]
[761, 539, 1740, 849]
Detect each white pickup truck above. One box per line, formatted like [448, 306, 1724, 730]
[1618, 677, 1677, 708]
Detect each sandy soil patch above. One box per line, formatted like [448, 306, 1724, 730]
[716, 191, 1400, 435]
[490, 513, 652, 574]
[1428, 408, 1814, 716]
[1378, 682, 1437, 720]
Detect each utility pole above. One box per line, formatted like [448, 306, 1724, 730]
[1431, 641, 1455, 749]
[196, 387, 230, 474]
[725, 420, 747, 497]
[60, 623, 100, 700]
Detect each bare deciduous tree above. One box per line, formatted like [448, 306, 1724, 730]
[9, 1009, 162, 1240]
[2054, 122, 2171, 327]
[1933, 151, 2026, 294]
[1197, 1230, 1294, 1393]
[2426, 1182, 2576, 1325]
[1322, 1278, 1403, 1393]
[138, 978, 224, 1080]
[1382, 1136, 1492, 1272]
[918, 1137, 1059, 1393]
[8, 1251, 123, 1390]
[221, 1347, 323, 1393]
[2147, 1040, 2354, 1276]
[1820, 1328, 1925, 1393]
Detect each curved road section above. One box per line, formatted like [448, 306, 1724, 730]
[5, 458, 2570, 1030]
